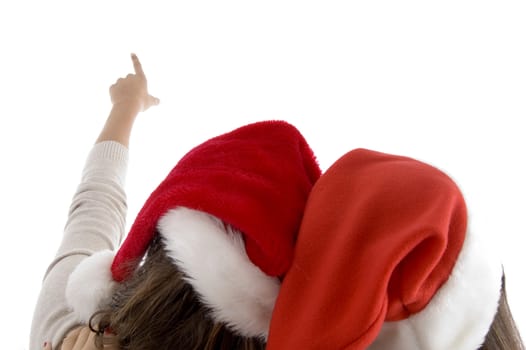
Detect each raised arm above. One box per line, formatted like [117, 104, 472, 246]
[29, 54, 159, 350]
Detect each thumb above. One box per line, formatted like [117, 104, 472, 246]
[150, 95, 160, 106]
[146, 94, 160, 108]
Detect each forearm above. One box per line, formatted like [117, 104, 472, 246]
[96, 101, 141, 147]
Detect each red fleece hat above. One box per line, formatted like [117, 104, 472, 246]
[66, 120, 321, 339]
[112, 120, 321, 281]
[267, 149, 502, 350]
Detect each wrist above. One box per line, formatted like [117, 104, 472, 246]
[112, 98, 143, 114]
[96, 102, 140, 147]
[108, 103, 141, 125]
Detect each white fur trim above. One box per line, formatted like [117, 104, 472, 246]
[369, 228, 502, 350]
[158, 207, 281, 339]
[65, 250, 118, 323]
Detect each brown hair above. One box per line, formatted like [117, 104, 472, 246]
[90, 234, 265, 350]
[480, 274, 525, 350]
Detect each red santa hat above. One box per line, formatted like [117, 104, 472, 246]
[266, 148, 502, 349]
[66, 120, 321, 339]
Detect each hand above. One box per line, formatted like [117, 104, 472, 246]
[42, 326, 118, 350]
[109, 53, 160, 112]
[96, 54, 160, 146]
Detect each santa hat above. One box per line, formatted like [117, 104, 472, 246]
[266, 148, 502, 349]
[66, 120, 321, 339]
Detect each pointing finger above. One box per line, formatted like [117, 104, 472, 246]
[131, 53, 145, 78]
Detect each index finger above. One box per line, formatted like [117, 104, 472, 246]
[131, 53, 145, 77]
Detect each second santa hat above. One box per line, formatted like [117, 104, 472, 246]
[267, 148, 502, 349]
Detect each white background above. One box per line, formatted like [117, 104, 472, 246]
[0, 1, 524, 349]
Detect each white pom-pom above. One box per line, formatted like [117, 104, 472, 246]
[66, 250, 118, 322]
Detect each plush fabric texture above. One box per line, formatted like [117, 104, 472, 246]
[66, 250, 118, 323]
[267, 148, 500, 350]
[159, 207, 281, 339]
[112, 120, 321, 281]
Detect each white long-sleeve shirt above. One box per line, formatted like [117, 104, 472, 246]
[29, 141, 129, 350]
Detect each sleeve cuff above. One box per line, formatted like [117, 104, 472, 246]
[82, 141, 129, 187]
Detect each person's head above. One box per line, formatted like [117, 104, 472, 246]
[65, 120, 321, 349]
[89, 267, 524, 350]
[90, 233, 266, 349]
[266, 148, 524, 350]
